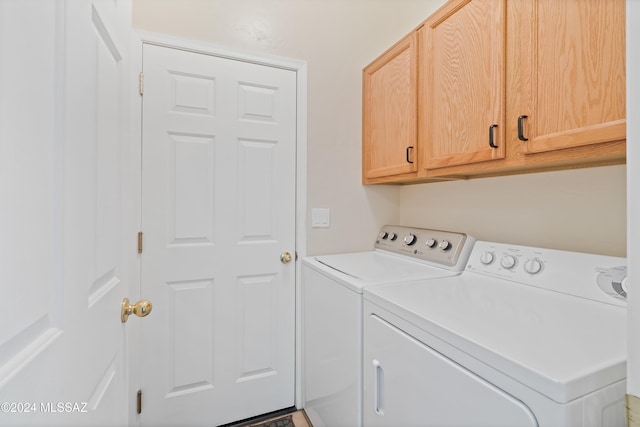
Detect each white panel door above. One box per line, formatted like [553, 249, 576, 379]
[0, 1, 131, 426]
[140, 44, 297, 426]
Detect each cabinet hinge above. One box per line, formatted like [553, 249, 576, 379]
[137, 232, 143, 254]
[136, 389, 142, 414]
[139, 72, 144, 96]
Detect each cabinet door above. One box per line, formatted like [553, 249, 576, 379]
[521, 0, 625, 154]
[422, 0, 506, 170]
[363, 32, 417, 180]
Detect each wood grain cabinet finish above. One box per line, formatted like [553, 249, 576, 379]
[421, 0, 506, 170]
[362, 32, 418, 183]
[519, 0, 626, 155]
[362, 0, 626, 184]
[421, 0, 626, 178]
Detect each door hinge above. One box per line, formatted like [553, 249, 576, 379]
[139, 72, 144, 96]
[136, 389, 142, 414]
[137, 232, 143, 254]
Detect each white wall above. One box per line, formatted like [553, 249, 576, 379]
[399, 165, 626, 257]
[133, 0, 446, 256]
[133, 0, 627, 259]
[626, 0, 639, 398]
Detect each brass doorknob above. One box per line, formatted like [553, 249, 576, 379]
[280, 252, 293, 264]
[121, 298, 152, 323]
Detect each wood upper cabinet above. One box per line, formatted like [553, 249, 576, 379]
[362, 0, 625, 184]
[518, 0, 626, 155]
[362, 32, 418, 183]
[418, 0, 626, 177]
[421, 0, 506, 170]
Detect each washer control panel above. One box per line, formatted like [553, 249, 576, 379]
[375, 225, 473, 268]
[467, 241, 627, 306]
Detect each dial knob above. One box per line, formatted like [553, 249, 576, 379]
[438, 240, 451, 251]
[379, 231, 389, 240]
[479, 251, 495, 265]
[404, 234, 417, 245]
[524, 258, 543, 274]
[389, 233, 398, 241]
[425, 238, 437, 248]
[500, 255, 517, 269]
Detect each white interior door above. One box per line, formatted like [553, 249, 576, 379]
[139, 43, 297, 426]
[0, 1, 131, 426]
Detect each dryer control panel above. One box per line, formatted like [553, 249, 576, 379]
[467, 241, 627, 307]
[596, 266, 627, 301]
[375, 225, 474, 270]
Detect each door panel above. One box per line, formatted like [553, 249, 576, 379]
[140, 43, 296, 427]
[167, 280, 214, 396]
[364, 313, 538, 427]
[422, 0, 506, 169]
[524, 0, 625, 154]
[169, 133, 214, 244]
[0, 1, 131, 425]
[362, 32, 417, 180]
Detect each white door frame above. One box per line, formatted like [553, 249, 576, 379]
[127, 31, 307, 425]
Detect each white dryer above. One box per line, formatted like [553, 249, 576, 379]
[302, 225, 475, 427]
[363, 241, 627, 427]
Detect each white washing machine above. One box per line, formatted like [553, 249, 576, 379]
[302, 225, 475, 427]
[363, 241, 628, 427]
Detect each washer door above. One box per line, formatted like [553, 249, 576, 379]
[364, 314, 538, 427]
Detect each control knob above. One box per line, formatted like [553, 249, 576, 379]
[479, 251, 495, 265]
[438, 240, 451, 251]
[389, 233, 398, 241]
[425, 238, 437, 248]
[524, 258, 543, 274]
[404, 234, 417, 246]
[379, 231, 389, 240]
[500, 255, 517, 269]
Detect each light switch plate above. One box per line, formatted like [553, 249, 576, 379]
[311, 208, 330, 228]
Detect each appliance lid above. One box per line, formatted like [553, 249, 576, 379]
[365, 273, 627, 404]
[313, 251, 455, 287]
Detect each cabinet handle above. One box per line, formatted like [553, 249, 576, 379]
[489, 124, 498, 148]
[518, 115, 529, 141]
[406, 146, 414, 164]
[373, 359, 384, 416]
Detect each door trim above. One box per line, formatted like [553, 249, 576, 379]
[128, 31, 307, 425]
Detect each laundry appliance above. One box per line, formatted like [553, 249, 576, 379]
[302, 225, 475, 427]
[363, 241, 627, 427]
